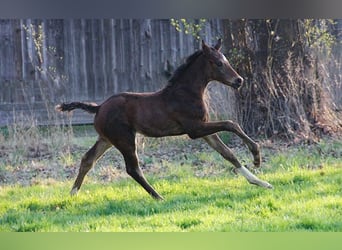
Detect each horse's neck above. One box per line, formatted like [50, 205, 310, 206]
[164, 59, 210, 98]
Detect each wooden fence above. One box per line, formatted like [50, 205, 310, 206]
[1, 19, 340, 128]
[0, 19, 237, 126]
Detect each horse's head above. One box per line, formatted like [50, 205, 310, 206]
[202, 39, 243, 89]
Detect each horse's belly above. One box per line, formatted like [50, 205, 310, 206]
[135, 119, 185, 137]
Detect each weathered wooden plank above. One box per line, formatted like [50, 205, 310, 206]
[0, 19, 233, 126]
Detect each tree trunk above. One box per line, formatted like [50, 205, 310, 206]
[225, 19, 341, 140]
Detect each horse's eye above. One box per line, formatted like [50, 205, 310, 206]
[216, 61, 223, 67]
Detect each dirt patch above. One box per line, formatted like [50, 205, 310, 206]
[1, 135, 341, 186]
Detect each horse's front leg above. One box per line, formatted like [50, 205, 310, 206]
[182, 120, 261, 167]
[203, 134, 272, 189]
[226, 120, 262, 168]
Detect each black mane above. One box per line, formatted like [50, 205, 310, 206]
[168, 50, 203, 84]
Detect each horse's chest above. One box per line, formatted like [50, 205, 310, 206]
[163, 89, 210, 122]
[172, 100, 208, 121]
[191, 103, 208, 121]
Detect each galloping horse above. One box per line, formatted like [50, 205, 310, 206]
[56, 39, 272, 200]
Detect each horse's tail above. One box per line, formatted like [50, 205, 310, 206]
[55, 102, 99, 114]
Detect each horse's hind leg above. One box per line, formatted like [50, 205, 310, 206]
[203, 134, 272, 189]
[70, 137, 111, 196]
[108, 130, 164, 200]
[121, 148, 164, 200]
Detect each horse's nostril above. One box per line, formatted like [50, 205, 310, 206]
[232, 77, 243, 89]
[236, 78, 243, 84]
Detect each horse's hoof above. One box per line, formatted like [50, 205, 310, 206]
[263, 182, 273, 189]
[152, 194, 165, 201]
[70, 187, 79, 196]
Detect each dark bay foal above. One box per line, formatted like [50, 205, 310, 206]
[56, 39, 272, 200]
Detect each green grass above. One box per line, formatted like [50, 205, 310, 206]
[0, 161, 341, 232]
[1, 125, 341, 232]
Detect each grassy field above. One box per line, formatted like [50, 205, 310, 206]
[0, 125, 341, 232]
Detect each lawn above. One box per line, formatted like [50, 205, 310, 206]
[0, 126, 341, 232]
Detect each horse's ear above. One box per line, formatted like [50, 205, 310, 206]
[202, 40, 211, 55]
[214, 38, 222, 51]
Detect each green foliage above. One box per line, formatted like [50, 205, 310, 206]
[302, 19, 336, 55]
[227, 47, 246, 67]
[170, 19, 206, 40]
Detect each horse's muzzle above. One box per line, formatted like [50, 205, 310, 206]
[232, 77, 243, 89]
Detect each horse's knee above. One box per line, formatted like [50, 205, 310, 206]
[225, 120, 241, 132]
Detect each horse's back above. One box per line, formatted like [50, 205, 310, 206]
[94, 91, 184, 138]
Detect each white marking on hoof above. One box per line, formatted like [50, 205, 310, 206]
[259, 180, 273, 189]
[70, 187, 79, 196]
[237, 166, 273, 189]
